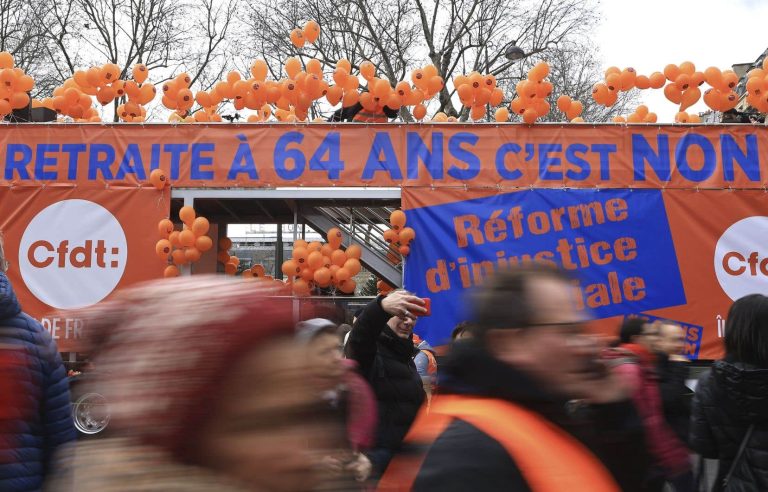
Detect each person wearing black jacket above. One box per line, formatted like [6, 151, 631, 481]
[654, 322, 693, 444]
[691, 294, 768, 491]
[383, 266, 651, 492]
[344, 290, 427, 476]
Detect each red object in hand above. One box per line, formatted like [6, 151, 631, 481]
[416, 298, 431, 316]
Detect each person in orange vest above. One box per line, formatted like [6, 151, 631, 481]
[379, 266, 651, 492]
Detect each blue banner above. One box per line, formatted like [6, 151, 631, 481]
[404, 188, 687, 346]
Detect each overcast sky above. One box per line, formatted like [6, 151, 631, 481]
[596, 0, 768, 120]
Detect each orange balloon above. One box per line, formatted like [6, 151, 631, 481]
[164, 265, 180, 278]
[663, 64, 681, 82]
[185, 247, 201, 263]
[360, 61, 376, 81]
[343, 258, 362, 276]
[320, 243, 333, 258]
[331, 249, 347, 267]
[307, 251, 323, 270]
[224, 262, 237, 275]
[155, 239, 172, 258]
[522, 108, 537, 124]
[390, 210, 406, 229]
[217, 250, 230, 264]
[494, 107, 509, 122]
[282, 259, 300, 277]
[172, 249, 188, 265]
[179, 205, 195, 225]
[229, 256, 240, 266]
[383, 229, 399, 244]
[299, 268, 314, 282]
[412, 103, 426, 120]
[195, 235, 213, 252]
[219, 237, 232, 251]
[336, 267, 351, 283]
[179, 230, 195, 248]
[158, 219, 174, 238]
[647, 72, 665, 90]
[635, 75, 651, 90]
[149, 169, 168, 190]
[252, 264, 266, 277]
[458, 82, 476, 106]
[399, 245, 411, 256]
[132, 64, 148, 84]
[528, 62, 550, 82]
[663, 84, 683, 105]
[308, 241, 322, 252]
[556, 95, 572, 113]
[170, 231, 182, 248]
[346, 244, 362, 259]
[327, 227, 343, 245]
[0, 51, 13, 69]
[313, 267, 332, 287]
[292, 279, 311, 296]
[565, 100, 583, 120]
[191, 217, 210, 236]
[290, 28, 305, 48]
[679, 87, 701, 112]
[338, 278, 356, 294]
[399, 227, 415, 244]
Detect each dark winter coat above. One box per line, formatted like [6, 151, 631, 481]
[411, 340, 650, 492]
[656, 353, 693, 444]
[691, 359, 768, 491]
[0, 272, 76, 491]
[344, 297, 425, 454]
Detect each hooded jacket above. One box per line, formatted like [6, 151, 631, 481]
[691, 359, 768, 491]
[0, 272, 76, 492]
[602, 344, 691, 479]
[344, 298, 425, 454]
[410, 340, 650, 492]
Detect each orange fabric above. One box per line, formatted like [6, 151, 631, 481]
[379, 395, 620, 492]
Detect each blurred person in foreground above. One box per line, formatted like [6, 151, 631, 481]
[450, 321, 475, 341]
[691, 294, 768, 491]
[296, 318, 377, 489]
[344, 290, 427, 477]
[654, 321, 694, 445]
[0, 232, 76, 492]
[603, 318, 693, 491]
[380, 266, 649, 492]
[47, 277, 340, 492]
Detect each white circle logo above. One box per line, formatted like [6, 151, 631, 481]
[19, 199, 127, 309]
[714, 216, 768, 301]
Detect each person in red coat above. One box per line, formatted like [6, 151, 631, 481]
[603, 318, 693, 491]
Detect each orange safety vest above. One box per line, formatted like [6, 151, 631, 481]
[352, 108, 389, 123]
[378, 395, 620, 492]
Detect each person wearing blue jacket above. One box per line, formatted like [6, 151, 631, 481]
[0, 235, 76, 491]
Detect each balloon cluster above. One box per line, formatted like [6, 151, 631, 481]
[0, 52, 34, 118]
[383, 210, 415, 263]
[593, 66, 654, 109]
[455, 71, 504, 121]
[612, 104, 658, 124]
[282, 228, 362, 296]
[216, 237, 241, 275]
[555, 95, 584, 122]
[290, 20, 321, 49]
[743, 58, 768, 112]
[509, 62, 554, 124]
[156, 206, 213, 277]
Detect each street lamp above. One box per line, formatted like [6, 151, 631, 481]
[504, 41, 526, 61]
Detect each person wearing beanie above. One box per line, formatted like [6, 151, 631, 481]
[47, 277, 340, 492]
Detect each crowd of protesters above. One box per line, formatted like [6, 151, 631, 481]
[1, 232, 768, 490]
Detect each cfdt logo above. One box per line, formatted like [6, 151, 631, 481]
[19, 199, 127, 309]
[714, 216, 768, 302]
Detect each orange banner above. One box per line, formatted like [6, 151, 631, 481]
[0, 186, 169, 352]
[0, 124, 767, 189]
